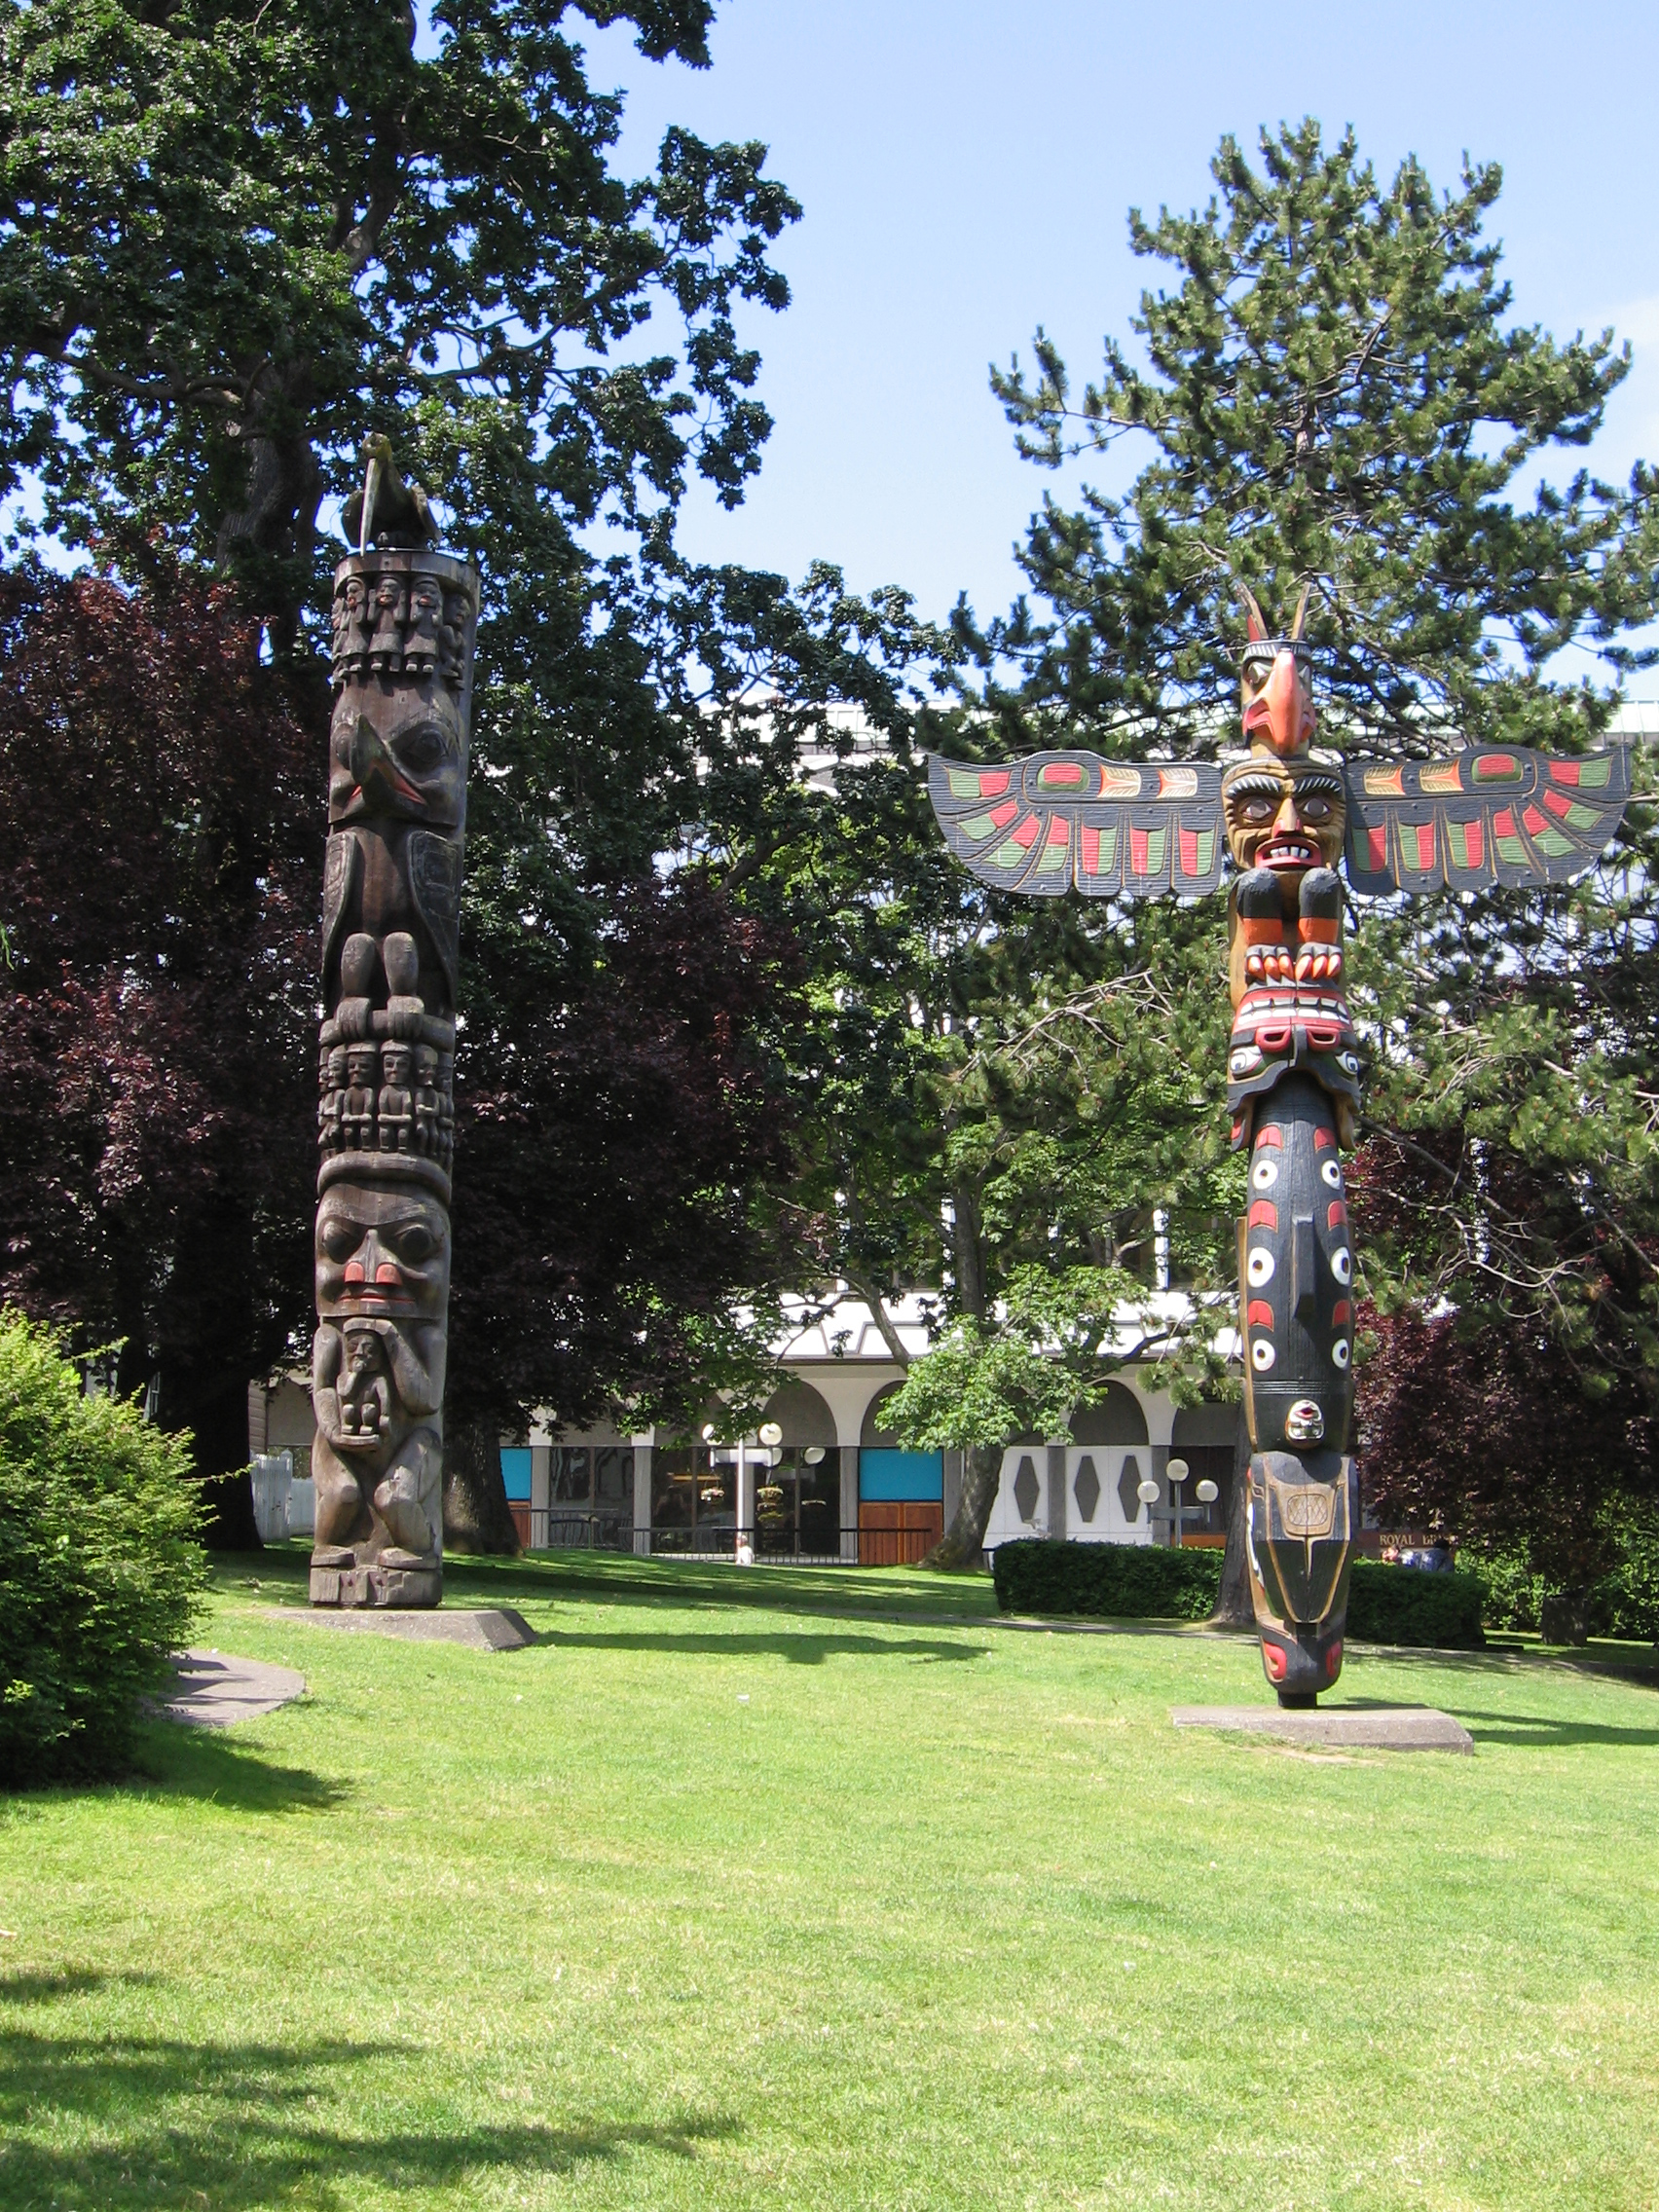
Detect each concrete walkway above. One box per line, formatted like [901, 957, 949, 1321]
[159, 1649, 307, 1727]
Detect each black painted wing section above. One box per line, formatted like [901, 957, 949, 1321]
[927, 753, 1226, 900]
[1343, 745, 1631, 895]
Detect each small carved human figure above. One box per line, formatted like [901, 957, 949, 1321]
[437, 588, 470, 688]
[343, 1043, 379, 1150]
[317, 1044, 336, 1150]
[336, 1322, 393, 1438]
[369, 571, 407, 673]
[378, 1042, 415, 1154]
[412, 1043, 442, 1157]
[332, 571, 373, 682]
[318, 1044, 348, 1154]
[405, 571, 444, 676]
[436, 1049, 456, 1166]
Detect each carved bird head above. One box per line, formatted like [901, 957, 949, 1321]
[1237, 583, 1316, 758]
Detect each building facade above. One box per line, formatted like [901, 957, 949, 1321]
[249, 1292, 1238, 1560]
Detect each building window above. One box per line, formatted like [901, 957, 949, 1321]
[651, 1446, 736, 1553]
[755, 1447, 841, 1560]
[533, 1445, 634, 1550]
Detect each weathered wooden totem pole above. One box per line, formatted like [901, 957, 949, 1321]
[929, 589, 1631, 1703]
[309, 444, 477, 1608]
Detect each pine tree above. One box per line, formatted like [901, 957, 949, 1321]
[870, 124, 1659, 1574]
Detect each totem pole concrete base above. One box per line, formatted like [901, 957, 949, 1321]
[306, 453, 477, 1613]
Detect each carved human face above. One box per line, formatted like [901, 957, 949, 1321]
[344, 1325, 386, 1379]
[410, 575, 443, 627]
[414, 1045, 438, 1085]
[328, 691, 465, 828]
[315, 1184, 450, 1322]
[347, 1044, 379, 1087]
[381, 1044, 412, 1087]
[1222, 758, 1346, 877]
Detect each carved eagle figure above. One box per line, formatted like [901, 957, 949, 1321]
[928, 591, 1632, 901]
[343, 435, 439, 553]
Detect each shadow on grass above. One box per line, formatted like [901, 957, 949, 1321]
[127, 1720, 350, 1816]
[1453, 1708, 1659, 1749]
[0, 1970, 161, 2006]
[545, 1627, 988, 1666]
[0, 2024, 739, 2209]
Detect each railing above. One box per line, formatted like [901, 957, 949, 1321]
[517, 1523, 939, 1567]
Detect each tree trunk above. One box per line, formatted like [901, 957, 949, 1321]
[924, 1442, 1002, 1570]
[1210, 1403, 1255, 1629]
[1539, 1584, 1591, 1646]
[442, 1414, 521, 1557]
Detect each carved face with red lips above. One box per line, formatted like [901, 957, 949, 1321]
[1221, 758, 1346, 880]
[315, 1184, 450, 1322]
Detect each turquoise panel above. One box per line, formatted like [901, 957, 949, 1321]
[860, 1449, 943, 1502]
[499, 1447, 533, 1502]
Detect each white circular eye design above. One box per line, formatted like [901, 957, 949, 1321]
[1333, 1339, 1350, 1369]
[1338, 1052, 1360, 1076]
[1320, 1159, 1343, 1189]
[1331, 1247, 1351, 1284]
[1251, 1158, 1278, 1190]
[1251, 1339, 1276, 1372]
[1247, 1249, 1274, 1286]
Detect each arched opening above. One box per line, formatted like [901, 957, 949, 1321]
[857, 1383, 943, 1566]
[1070, 1383, 1149, 1447]
[754, 1380, 841, 1559]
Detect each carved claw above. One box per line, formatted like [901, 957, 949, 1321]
[1247, 944, 1298, 983]
[1295, 946, 1344, 982]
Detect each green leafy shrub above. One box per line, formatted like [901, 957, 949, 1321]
[992, 1539, 1485, 1648]
[992, 1540, 1223, 1620]
[1346, 1559, 1485, 1649]
[1588, 1519, 1659, 1642]
[1462, 1544, 1543, 1632]
[0, 1309, 206, 1786]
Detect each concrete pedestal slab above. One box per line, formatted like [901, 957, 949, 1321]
[1172, 1705, 1473, 1752]
[273, 1605, 535, 1651]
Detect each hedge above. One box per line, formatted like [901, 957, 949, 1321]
[1, 1309, 207, 1786]
[992, 1540, 1221, 1621]
[1347, 1559, 1485, 1649]
[991, 1539, 1485, 1648]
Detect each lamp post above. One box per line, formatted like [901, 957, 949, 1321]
[1157, 1458, 1221, 1547]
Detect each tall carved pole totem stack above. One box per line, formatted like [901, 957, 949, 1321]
[309, 441, 478, 1609]
[929, 588, 1631, 1704]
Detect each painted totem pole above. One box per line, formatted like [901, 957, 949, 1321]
[929, 589, 1631, 1703]
[309, 444, 478, 1608]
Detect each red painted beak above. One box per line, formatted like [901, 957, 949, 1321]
[1242, 649, 1306, 756]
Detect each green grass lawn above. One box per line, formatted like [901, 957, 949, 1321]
[4, 1549, 1659, 2211]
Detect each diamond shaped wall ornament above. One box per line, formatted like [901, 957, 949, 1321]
[1118, 1454, 1145, 1525]
[1073, 1455, 1101, 1523]
[1012, 1454, 1040, 1524]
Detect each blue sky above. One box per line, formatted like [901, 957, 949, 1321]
[582, 0, 1659, 682]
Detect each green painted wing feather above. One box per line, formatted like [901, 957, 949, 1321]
[927, 753, 1225, 900]
[1343, 745, 1631, 895]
